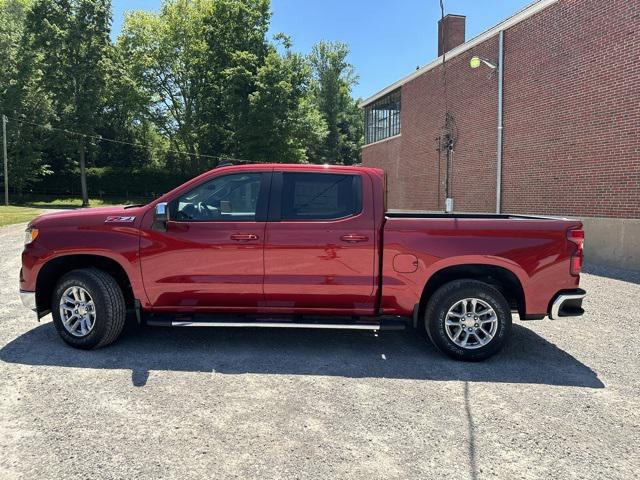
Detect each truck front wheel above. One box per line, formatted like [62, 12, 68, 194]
[51, 268, 126, 349]
[425, 279, 512, 361]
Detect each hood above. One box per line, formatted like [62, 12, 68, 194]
[30, 205, 148, 229]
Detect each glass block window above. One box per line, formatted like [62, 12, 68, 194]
[364, 89, 401, 144]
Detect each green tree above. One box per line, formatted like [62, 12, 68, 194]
[0, 0, 29, 98]
[120, 0, 326, 170]
[97, 42, 160, 170]
[229, 37, 327, 162]
[26, 0, 112, 205]
[1, 0, 365, 199]
[337, 98, 364, 165]
[119, 0, 212, 174]
[0, 0, 54, 195]
[199, 0, 271, 163]
[308, 41, 362, 165]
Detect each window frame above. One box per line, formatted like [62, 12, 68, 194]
[168, 171, 272, 223]
[364, 88, 401, 144]
[268, 171, 364, 222]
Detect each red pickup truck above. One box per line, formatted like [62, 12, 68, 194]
[19, 164, 586, 361]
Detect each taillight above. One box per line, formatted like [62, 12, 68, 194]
[567, 228, 585, 275]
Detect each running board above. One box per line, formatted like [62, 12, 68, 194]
[171, 321, 380, 330]
[145, 314, 407, 331]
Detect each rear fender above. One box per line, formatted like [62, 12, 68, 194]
[382, 255, 530, 317]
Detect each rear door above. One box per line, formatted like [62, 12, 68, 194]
[263, 170, 376, 315]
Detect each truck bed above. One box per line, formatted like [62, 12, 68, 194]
[380, 211, 583, 318]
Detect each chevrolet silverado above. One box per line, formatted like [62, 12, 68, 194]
[19, 164, 586, 360]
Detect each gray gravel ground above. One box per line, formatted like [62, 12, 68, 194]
[1, 222, 638, 479]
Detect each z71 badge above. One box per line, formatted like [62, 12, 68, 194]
[105, 216, 136, 223]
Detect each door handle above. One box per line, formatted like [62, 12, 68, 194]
[340, 233, 368, 243]
[230, 233, 259, 241]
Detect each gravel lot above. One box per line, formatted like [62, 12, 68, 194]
[1, 222, 638, 479]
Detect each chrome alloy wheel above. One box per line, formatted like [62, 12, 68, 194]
[444, 298, 498, 350]
[59, 286, 96, 337]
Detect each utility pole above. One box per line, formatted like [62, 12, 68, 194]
[79, 138, 89, 207]
[2, 114, 8, 206]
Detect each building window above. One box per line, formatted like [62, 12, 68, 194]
[364, 89, 401, 144]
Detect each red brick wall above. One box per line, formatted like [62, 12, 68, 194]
[362, 0, 640, 219]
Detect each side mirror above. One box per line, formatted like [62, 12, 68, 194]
[152, 202, 169, 231]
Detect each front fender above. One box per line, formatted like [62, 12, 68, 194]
[21, 225, 149, 309]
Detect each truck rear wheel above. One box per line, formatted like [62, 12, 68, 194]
[425, 279, 512, 361]
[51, 268, 126, 349]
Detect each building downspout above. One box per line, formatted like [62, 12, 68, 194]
[496, 30, 504, 214]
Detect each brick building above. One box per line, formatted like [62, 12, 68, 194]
[361, 0, 640, 269]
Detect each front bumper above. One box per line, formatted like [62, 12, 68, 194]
[549, 288, 586, 319]
[20, 290, 37, 312]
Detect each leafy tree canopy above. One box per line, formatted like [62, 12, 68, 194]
[0, 0, 363, 198]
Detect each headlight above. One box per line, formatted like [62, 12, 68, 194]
[24, 227, 39, 245]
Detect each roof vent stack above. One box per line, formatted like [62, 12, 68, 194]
[438, 14, 466, 56]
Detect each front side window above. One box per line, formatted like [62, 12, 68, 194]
[173, 173, 262, 221]
[281, 172, 362, 221]
[364, 88, 401, 144]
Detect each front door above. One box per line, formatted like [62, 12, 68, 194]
[263, 171, 376, 315]
[139, 171, 269, 311]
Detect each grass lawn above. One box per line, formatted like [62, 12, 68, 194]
[0, 206, 43, 227]
[24, 196, 150, 209]
[0, 196, 150, 227]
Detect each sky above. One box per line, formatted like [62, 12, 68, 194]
[111, 0, 534, 100]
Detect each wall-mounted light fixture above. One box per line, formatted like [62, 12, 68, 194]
[469, 56, 497, 70]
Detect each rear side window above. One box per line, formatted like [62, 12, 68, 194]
[281, 172, 362, 221]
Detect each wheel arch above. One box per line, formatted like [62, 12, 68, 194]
[416, 263, 527, 326]
[35, 254, 135, 316]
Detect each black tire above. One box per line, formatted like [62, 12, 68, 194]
[425, 279, 512, 361]
[51, 268, 126, 349]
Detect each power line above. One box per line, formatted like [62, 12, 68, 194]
[1, 113, 253, 164]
